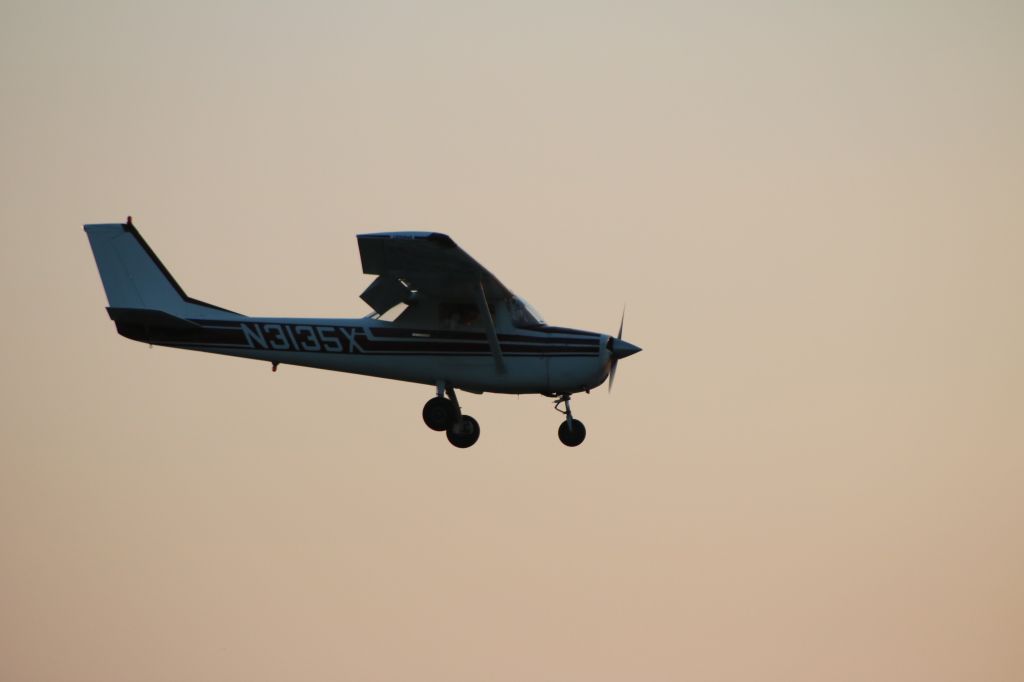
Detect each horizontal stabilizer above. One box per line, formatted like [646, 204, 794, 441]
[105, 307, 212, 344]
[107, 307, 202, 329]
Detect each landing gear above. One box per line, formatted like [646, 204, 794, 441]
[558, 420, 586, 446]
[424, 383, 481, 448]
[423, 387, 588, 448]
[447, 415, 480, 448]
[554, 394, 586, 447]
[422, 397, 455, 431]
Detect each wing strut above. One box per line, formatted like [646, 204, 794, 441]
[474, 282, 506, 374]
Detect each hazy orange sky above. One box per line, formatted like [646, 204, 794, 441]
[2, 2, 1022, 680]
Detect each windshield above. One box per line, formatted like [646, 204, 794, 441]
[509, 295, 545, 328]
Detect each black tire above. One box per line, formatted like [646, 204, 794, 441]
[558, 419, 587, 447]
[446, 415, 480, 448]
[422, 397, 455, 431]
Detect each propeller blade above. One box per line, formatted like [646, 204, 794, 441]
[610, 308, 624, 393]
[608, 308, 640, 393]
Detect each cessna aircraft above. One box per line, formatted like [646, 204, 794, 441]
[85, 219, 641, 448]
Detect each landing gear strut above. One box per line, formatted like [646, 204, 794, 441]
[554, 394, 586, 447]
[422, 383, 480, 448]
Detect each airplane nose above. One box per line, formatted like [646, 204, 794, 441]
[610, 338, 642, 360]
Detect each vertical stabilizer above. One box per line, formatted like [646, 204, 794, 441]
[84, 221, 240, 318]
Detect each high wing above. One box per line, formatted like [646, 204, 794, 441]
[357, 231, 520, 371]
[357, 231, 514, 312]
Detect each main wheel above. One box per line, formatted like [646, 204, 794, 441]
[446, 415, 480, 448]
[422, 397, 455, 431]
[558, 419, 587, 447]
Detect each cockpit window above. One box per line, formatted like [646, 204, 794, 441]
[440, 302, 490, 328]
[509, 296, 545, 328]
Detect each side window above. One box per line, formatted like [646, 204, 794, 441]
[508, 298, 535, 327]
[438, 303, 495, 329]
[439, 303, 480, 328]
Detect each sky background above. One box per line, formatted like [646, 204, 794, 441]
[2, 1, 1023, 680]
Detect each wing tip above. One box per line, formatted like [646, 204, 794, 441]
[357, 231, 454, 247]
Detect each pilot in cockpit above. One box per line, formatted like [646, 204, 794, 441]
[440, 302, 480, 329]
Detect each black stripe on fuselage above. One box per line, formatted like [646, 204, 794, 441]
[115, 317, 601, 357]
[369, 327, 600, 344]
[158, 343, 598, 357]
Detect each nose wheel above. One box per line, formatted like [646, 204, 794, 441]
[554, 394, 586, 447]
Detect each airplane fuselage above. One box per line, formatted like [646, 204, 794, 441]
[87, 222, 641, 447]
[110, 309, 612, 395]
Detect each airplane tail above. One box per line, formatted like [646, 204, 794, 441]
[84, 221, 240, 318]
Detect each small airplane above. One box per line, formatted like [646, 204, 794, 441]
[85, 218, 641, 447]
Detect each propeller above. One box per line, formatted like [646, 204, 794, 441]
[607, 308, 641, 392]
